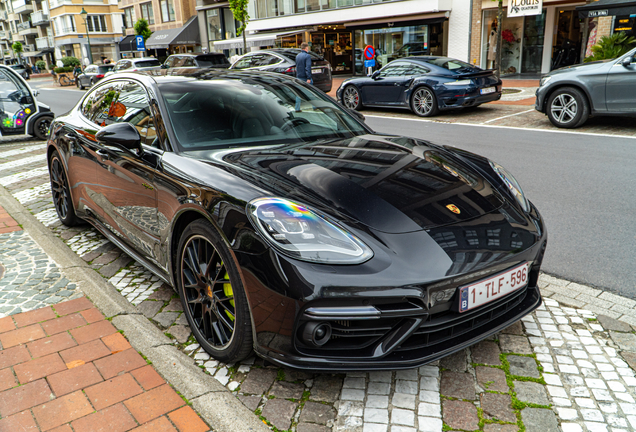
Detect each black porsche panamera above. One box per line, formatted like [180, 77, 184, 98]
[47, 69, 547, 370]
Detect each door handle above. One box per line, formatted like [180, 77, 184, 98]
[96, 149, 109, 157]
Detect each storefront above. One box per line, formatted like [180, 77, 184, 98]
[478, 1, 589, 75]
[145, 16, 201, 62]
[202, 6, 242, 58]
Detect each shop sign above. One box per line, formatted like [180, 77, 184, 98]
[507, 0, 542, 17]
[588, 10, 609, 17]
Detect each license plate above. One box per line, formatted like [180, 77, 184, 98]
[458, 262, 529, 313]
[312, 68, 322, 74]
[480, 87, 496, 95]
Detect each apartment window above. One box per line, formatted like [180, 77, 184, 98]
[123, 7, 135, 28]
[86, 15, 107, 32]
[66, 15, 75, 32]
[140, 2, 154, 25]
[160, 0, 174, 22]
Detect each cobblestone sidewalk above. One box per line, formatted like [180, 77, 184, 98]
[1, 140, 635, 432]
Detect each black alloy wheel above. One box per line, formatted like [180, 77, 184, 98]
[177, 219, 253, 363]
[546, 87, 589, 129]
[342, 85, 362, 110]
[49, 150, 81, 226]
[411, 87, 439, 117]
[33, 117, 51, 140]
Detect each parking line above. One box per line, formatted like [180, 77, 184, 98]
[483, 109, 535, 124]
[363, 115, 636, 140]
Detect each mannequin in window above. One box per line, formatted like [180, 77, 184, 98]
[488, 19, 497, 68]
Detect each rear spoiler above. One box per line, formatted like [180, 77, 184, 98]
[456, 69, 497, 78]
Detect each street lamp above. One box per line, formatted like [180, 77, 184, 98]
[80, 8, 92, 65]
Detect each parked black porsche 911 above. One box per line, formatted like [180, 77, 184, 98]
[337, 56, 502, 117]
[47, 69, 546, 370]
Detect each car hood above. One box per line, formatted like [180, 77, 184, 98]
[187, 135, 505, 234]
[548, 59, 613, 76]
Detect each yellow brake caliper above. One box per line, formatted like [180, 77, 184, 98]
[222, 266, 235, 322]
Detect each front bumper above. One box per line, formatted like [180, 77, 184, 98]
[258, 284, 542, 371]
[535, 86, 548, 113]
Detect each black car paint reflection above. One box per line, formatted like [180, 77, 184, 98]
[48, 70, 546, 370]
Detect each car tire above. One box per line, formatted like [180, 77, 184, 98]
[176, 219, 253, 363]
[342, 85, 362, 111]
[33, 116, 51, 140]
[49, 150, 81, 227]
[90, 79, 95, 87]
[77, 78, 84, 90]
[410, 86, 439, 117]
[546, 87, 589, 128]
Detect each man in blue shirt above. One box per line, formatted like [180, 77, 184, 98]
[296, 42, 312, 85]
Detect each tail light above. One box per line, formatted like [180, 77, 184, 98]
[131, 69, 138, 72]
[285, 66, 296, 74]
[95, 74, 104, 79]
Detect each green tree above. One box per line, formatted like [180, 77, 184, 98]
[61, 56, 80, 67]
[12, 41, 23, 64]
[584, 32, 636, 62]
[134, 18, 152, 41]
[229, 0, 249, 54]
[35, 60, 46, 71]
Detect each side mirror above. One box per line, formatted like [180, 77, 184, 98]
[622, 56, 633, 67]
[371, 70, 380, 79]
[96, 123, 143, 156]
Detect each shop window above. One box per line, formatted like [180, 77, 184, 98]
[160, 0, 175, 22]
[206, 9, 222, 42]
[223, 7, 237, 39]
[141, 3, 154, 25]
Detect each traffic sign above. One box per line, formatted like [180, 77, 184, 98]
[364, 45, 375, 60]
[364, 59, 376, 68]
[136, 35, 145, 51]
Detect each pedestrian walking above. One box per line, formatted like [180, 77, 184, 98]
[296, 42, 312, 85]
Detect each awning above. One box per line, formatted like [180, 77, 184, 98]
[577, 0, 636, 18]
[146, 16, 200, 49]
[36, 48, 54, 56]
[213, 29, 308, 50]
[119, 35, 137, 52]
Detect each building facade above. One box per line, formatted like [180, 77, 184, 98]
[469, 0, 617, 76]
[49, 0, 124, 65]
[119, 0, 199, 60]
[199, 0, 475, 73]
[0, 0, 54, 66]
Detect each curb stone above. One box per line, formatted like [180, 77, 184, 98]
[0, 177, 270, 432]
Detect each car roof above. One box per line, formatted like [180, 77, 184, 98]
[109, 68, 298, 87]
[168, 53, 226, 57]
[132, 57, 161, 62]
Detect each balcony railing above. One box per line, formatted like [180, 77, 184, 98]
[0, 30, 5, 38]
[23, 43, 34, 51]
[16, 20, 31, 31]
[35, 35, 52, 49]
[30, 10, 47, 25]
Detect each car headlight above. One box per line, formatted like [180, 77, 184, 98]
[444, 79, 473, 86]
[489, 161, 530, 213]
[247, 197, 374, 264]
[540, 76, 552, 87]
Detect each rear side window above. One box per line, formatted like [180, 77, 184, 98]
[232, 56, 253, 69]
[135, 60, 161, 68]
[98, 65, 114, 73]
[183, 57, 195, 67]
[194, 55, 229, 67]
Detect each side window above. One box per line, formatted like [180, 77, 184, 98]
[164, 57, 174, 68]
[264, 54, 280, 66]
[380, 65, 402, 77]
[249, 54, 268, 67]
[233, 56, 253, 69]
[408, 65, 429, 75]
[183, 57, 195, 67]
[173, 56, 186, 67]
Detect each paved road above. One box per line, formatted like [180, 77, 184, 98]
[35, 86, 83, 117]
[366, 115, 636, 299]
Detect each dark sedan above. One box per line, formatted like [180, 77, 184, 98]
[337, 56, 502, 117]
[162, 53, 230, 69]
[229, 49, 333, 93]
[47, 70, 546, 370]
[76, 64, 115, 89]
[535, 47, 636, 128]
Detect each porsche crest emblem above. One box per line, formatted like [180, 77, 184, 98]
[446, 204, 461, 214]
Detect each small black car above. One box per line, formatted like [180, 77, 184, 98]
[338, 56, 502, 117]
[162, 53, 230, 69]
[47, 69, 545, 370]
[230, 49, 333, 92]
[76, 64, 115, 89]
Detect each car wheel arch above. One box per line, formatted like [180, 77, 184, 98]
[543, 83, 593, 113]
[168, 207, 259, 347]
[410, 84, 437, 103]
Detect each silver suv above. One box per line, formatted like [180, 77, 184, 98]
[108, 57, 162, 75]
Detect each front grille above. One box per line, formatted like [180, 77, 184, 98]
[396, 287, 528, 352]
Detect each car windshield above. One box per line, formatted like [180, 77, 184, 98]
[195, 55, 229, 67]
[427, 58, 477, 72]
[159, 76, 366, 150]
[135, 60, 161, 68]
[10, 65, 24, 70]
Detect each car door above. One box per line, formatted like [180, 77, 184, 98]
[605, 54, 636, 112]
[83, 79, 162, 264]
[0, 67, 37, 136]
[362, 63, 409, 105]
